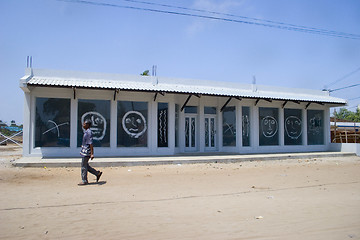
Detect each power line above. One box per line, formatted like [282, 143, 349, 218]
[326, 66, 360, 88]
[329, 83, 360, 92]
[349, 96, 360, 101]
[345, 105, 359, 110]
[118, 0, 360, 39]
[57, 0, 360, 40]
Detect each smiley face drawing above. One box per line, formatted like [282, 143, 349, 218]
[81, 112, 107, 141]
[285, 116, 302, 139]
[261, 116, 278, 138]
[122, 111, 147, 138]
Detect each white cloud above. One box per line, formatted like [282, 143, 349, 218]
[185, 0, 245, 36]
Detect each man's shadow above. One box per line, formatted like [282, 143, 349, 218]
[88, 181, 107, 186]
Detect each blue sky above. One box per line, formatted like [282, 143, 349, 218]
[0, 0, 359, 124]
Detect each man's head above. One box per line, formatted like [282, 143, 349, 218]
[83, 119, 92, 129]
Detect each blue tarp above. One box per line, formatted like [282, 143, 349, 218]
[1, 126, 23, 132]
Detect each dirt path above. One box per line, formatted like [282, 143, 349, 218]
[0, 146, 359, 239]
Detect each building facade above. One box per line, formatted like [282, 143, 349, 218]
[20, 68, 347, 157]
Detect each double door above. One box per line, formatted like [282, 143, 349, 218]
[204, 115, 216, 150]
[185, 115, 216, 151]
[185, 115, 196, 151]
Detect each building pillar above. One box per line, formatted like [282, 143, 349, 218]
[324, 107, 331, 148]
[179, 102, 185, 153]
[199, 99, 205, 152]
[168, 101, 175, 153]
[150, 101, 157, 154]
[279, 108, 285, 146]
[217, 103, 223, 152]
[252, 106, 259, 148]
[302, 108, 307, 145]
[236, 103, 242, 152]
[110, 100, 117, 150]
[22, 93, 31, 156]
[70, 98, 78, 150]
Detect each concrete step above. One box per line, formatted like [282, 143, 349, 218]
[14, 152, 358, 168]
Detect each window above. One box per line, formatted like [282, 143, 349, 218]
[158, 103, 168, 147]
[242, 106, 250, 146]
[78, 99, 110, 147]
[35, 98, 70, 147]
[307, 110, 324, 145]
[259, 107, 279, 146]
[284, 109, 302, 145]
[117, 101, 148, 147]
[204, 106, 217, 115]
[222, 106, 236, 146]
[184, 106, 198, 114]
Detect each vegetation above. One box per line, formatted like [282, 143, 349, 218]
[140, 70, 150, 76]
[333, 108, 360, 122]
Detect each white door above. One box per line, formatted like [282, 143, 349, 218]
[205, 116, 216, 150]
[185, 115, 197, 151]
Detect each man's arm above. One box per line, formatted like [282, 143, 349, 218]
[90, 144, 94, 160]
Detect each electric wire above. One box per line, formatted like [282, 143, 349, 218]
[57, 0, 360, 40]
[329, 83, 360, 92]
[326, 66, 360, 88]
[345, 105, 359, 110]
[348, 96, 360, 101]
[118, 0, 360, 39]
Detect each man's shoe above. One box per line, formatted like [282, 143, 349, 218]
[78, 181, 88, 186]
[96, 172, 103, 182]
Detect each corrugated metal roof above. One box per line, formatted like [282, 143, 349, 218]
[22, 68, 347, 105]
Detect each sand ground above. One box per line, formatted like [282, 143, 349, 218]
[0, 145, 360, 240]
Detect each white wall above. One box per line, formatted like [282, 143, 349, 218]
[23, 86, 332, 157]
[330, 143, 360, 156]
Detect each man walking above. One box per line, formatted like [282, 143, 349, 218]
[78, 119, 102, 186]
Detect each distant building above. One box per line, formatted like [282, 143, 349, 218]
[20, 68, 347, 157]
[0, 120, 6, 127]
[10, 120, 16, 127]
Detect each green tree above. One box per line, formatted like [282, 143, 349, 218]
[140, 70, 150, 76]
[333, 108, 360, 122]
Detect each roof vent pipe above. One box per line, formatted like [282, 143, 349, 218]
[252, 75, 257, 92]
[152, 65, 158, 86]
[26, 56, 33, 68]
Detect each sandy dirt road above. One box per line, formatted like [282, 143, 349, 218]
[0, 146, 360, 240]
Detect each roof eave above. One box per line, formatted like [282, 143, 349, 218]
[26, 83, 347, 106]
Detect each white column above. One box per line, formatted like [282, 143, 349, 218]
[324, 108, 331, 148]
[252, 106, 259, 148]
[150, 101, 157, 154]
[168, 101, 175, 153]
[199, 99, 205, 152]
[70, 98, 78, 149]
[29, 95, 35, 153]
[302, 108, 307, 145]
[236, 103, 242, 152]
[22, 93, 31, 156]
[279, 108, 285, 146]
[179, 106, 185, 152]
[217, 106, 223, 151]
[110, 100, 117, 149]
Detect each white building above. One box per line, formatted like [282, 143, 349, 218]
[20, 68, 346, 157]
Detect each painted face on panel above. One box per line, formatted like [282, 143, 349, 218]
[262, 116, 278, 138]
[122, 111, 147, 138]
[81, 112, 106, 140]
[285, 116, 302, 139]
